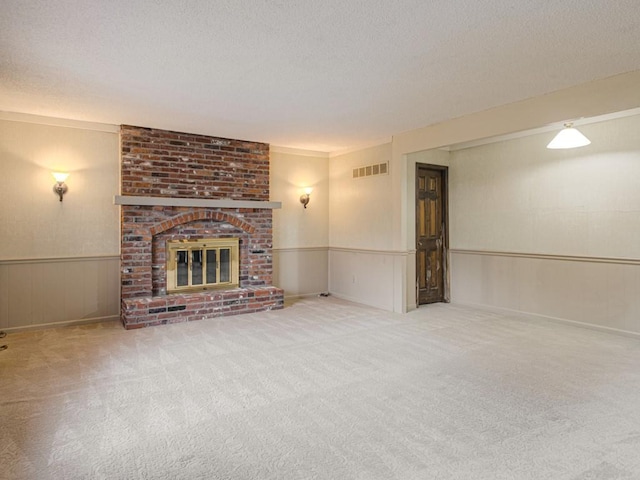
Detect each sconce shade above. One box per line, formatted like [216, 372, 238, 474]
[52, 172, 70, 182]
[546, 124, 591, 149]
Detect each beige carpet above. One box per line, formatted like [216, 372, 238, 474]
[1, 297, 640, 479]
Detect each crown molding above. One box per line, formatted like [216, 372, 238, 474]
[270, 145, 330, 158]
[0, 111, 119, 133]
[449, 106, 640, 151]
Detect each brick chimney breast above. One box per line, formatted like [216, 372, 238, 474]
[119, 125, 283, 329]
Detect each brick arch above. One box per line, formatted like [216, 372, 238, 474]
[149, 210, 256, 236]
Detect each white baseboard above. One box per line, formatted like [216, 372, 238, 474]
[283, 292, 327, 301]
[451, 301, 640, 340]
[328, 292, 390, 311]
[1, 315, 120, 333]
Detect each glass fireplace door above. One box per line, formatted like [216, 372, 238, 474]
[167, 238, 239, 293]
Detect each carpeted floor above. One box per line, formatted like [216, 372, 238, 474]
[1, 297, 640, 479]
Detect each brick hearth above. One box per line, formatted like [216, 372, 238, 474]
[119, 125, 283, 329]
[121, 287, 284, 329]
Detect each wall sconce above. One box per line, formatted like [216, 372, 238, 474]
[300, 187, 312, 209]
[546, 123, 591, 149]
[52, 172, 69, 201]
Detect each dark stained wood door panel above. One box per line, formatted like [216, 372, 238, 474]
[416, 164, 447, 304]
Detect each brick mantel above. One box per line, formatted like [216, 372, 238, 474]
[114, 195, 281, 209]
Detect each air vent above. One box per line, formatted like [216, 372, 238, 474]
[353, 162, 388, 179]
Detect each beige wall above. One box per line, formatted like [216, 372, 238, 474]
[0, 113, 121, 330]
[451, 252, 640, 336]
[270, 148, 329, 297]
[328, 143, 405, 309]
[270, 148, 329, 249]
[273, 247, 328, 298]
[329, 143, 392, 249]
[328, 248, 406, 311]
[450, 114, 640, 257]
[447, 113, 640, 335]
[0, 257, 119, 330]
[0, 114, 120, 259]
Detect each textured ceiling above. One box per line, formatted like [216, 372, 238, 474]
[2, 1, 640, 152]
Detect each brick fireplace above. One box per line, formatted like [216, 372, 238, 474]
[117, 125, 284, 329]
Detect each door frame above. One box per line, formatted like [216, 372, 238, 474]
[415, 163, 450, 305]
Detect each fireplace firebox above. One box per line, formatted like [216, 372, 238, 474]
[167, 238, 239, 293]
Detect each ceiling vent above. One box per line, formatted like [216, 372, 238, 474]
[352, 162, 388, 179]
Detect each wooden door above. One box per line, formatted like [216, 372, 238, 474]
[416, 164, 446, 304]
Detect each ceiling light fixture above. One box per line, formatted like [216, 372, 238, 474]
[546, 123, 591, 149]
